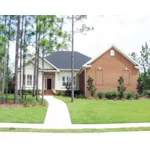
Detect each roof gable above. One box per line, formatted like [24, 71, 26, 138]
[83, 45, 139, 67]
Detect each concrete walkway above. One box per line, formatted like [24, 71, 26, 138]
[44, 96, 72, 128]
[0, 96, 150, 129]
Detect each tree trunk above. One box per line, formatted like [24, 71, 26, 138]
[36, 34, 40, 102]
[33, 24, 38, 97]
[19, 16, 24, 97]
[1, 71, 5, 104]
[71, 15, 74, 102]
[22, 16, 27, 100]
[14, 15, 20, 104]
[42, 48, 45, 104]
[5, 16, 11, 103]
[1, 16, 7, 104]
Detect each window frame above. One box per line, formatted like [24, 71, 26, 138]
[62, 76, 66, 86]
[27, 75, 32, 86]
[110, 49, 115, 56]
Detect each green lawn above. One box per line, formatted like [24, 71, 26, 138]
[0, 94, 48, 123]
[0, 107, 47, 123]
[55, 96, 150, 124]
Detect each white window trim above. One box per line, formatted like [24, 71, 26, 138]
[45, 78, 47, 90]
[27, 75, 32, 86]
[61, 76, 76, 88]
[110, 49, 115, 56]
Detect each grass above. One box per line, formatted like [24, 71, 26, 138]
[0, 127, 150, 133]
[0, 94, 48, 123]
[0, 107, 47, 123]
[55, 96, 150, 124]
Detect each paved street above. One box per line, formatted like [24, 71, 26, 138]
[0, 131, 150, 150]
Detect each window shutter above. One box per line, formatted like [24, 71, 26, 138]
[123, 70, 130, 85]
[96, 69, 103, 85]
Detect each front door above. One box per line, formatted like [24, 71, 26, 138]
[47, 79, 52, 90]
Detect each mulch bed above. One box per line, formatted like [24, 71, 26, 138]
[0, 100, 24, 108]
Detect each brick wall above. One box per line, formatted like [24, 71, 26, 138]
[79, 70, 85, 95]
[85, 47, 139, 97]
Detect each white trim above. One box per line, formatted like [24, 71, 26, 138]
[55, 89, 79, 91]
[83, 44, 139, 67]
[60, 69, 79, 71]
[135, 66, 140, 69]
[78, 65, 91, 75]
[38, 55, 60, 71]
[39, 70, 60, 72]
[25, 55, 60, 71]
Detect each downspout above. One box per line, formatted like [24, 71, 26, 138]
[84, 69, 86, 97]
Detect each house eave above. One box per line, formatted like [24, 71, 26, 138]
[59, 69, 79, 71]
[39, 70, 60, 72]
[78, 65, 91, 75]
[134, 66, 140, 69]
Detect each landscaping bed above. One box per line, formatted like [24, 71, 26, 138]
[55, 96, 150, 124]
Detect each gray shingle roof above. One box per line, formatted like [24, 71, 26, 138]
[45, 51, 91, 70]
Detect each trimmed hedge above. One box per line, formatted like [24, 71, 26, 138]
[97, 92, 104, 99]
[126, 92, 134, 100]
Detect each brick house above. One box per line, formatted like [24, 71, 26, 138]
[19, 45, 139, 97]
[79, 45, 139, 97]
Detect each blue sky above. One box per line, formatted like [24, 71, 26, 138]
[9, 15, 150, 65]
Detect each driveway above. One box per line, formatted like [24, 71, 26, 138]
[0, 131, 150, 150]
[44, 96, 72, 128]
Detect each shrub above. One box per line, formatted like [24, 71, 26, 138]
[135, 93, 140, 99]
[111, 91, 118, 99]
[56, 91, 63, 96]
[105, 92, 112, 100]
[97, 92, 104, 99]
[117, 76, 126, 99]
[145, 90, 150, 97]
[75, 93, 85, 99]
[19, 97, 37, 107]
[137, 77, 144, 94]
[91, 87, 97, 97]
[87, 76, 97, 97]
[126, 92, 134, 100]
[26, 90, 33, 95]
[18, 90, 34, 95]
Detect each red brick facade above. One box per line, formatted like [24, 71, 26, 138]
[79, 47, 139, 98]
[79, 70, 85, 94]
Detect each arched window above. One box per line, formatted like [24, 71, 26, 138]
[110, 49, 115, 56]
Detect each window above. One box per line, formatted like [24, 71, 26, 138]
[62, 76, 76, 86]
[110, 50, 115, 56]
[62, 76, 66, 86]
[27, 75, 32, 86]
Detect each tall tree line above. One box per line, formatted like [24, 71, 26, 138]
[130, 42, 150, 90]
[0, 15, 93, 104]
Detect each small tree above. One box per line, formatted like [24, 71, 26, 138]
[117, 76, 126, 99]
[87, 76, 97, 97]
[137, 77, 143, 94]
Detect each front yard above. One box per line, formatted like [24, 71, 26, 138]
[55, 96, 150, 124]
[0, 94, 48, 123]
